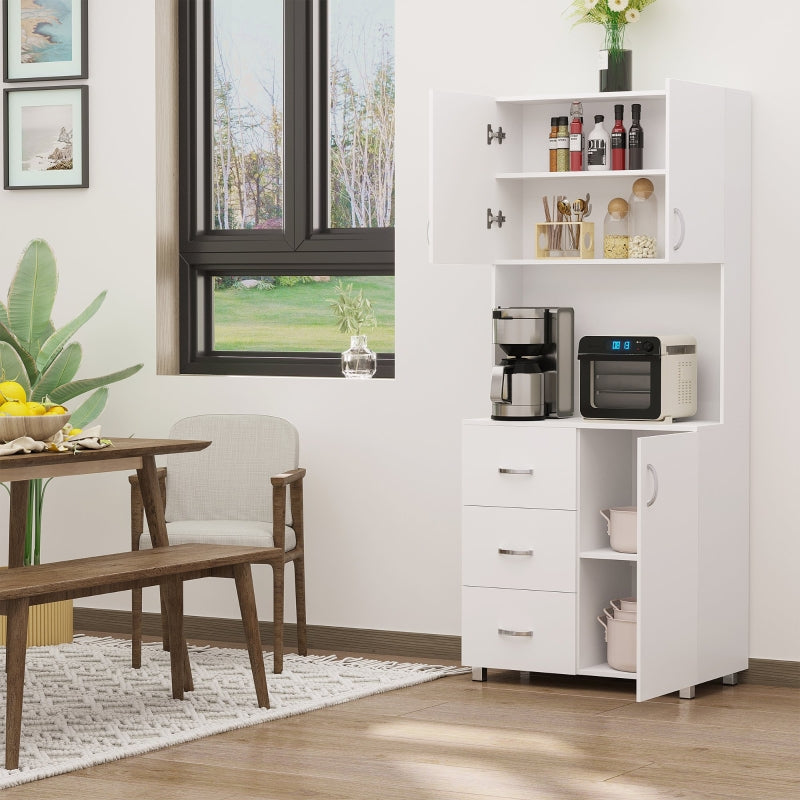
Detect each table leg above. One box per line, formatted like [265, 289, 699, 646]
[8, 481, 29, 569]
[5, 598, 29, 770]
[233, 564, 270, 708]
[137, 456, 193, 692]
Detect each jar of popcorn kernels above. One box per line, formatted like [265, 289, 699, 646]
[603, 197, 629, 259]
[628, 178, 658, 258]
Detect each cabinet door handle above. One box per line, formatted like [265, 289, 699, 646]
[498, 628, 533, 637]
[498, 467, 534, 475]
[646, 463, 659, 507]
[498, 548, 534, 556]
[672, 207, 686, 251]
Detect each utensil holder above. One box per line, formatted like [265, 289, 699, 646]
[535, 222, 594, 259]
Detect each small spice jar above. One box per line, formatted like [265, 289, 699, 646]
[604, 197, 629, 259]
[628, 178, 658, 258]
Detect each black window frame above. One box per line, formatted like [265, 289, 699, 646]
[177, 0, 395, 378]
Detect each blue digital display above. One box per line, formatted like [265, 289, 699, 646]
[611, 339, 632, 351]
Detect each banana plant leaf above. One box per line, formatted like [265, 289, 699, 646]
[47, 363, 143, 405]
[70, 387, 108, 428]
[7, 239, 58, 354]
[36, 290, 106, 373]
[0, 342, 32, 398]
[0, 319, 37, 383]
[31, 341, 82, 402]
[0, 302, 8, 329]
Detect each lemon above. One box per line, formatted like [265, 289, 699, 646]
[68, 427, 82, 436]
[25, 401, 46, 416]
[0, 400, 29, 416]
[0, 381, 26, 403]
[44, 405, 68, 415]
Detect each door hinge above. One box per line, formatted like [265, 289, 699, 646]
[487, 208, 506, 229]
[487, 124, 506, 145]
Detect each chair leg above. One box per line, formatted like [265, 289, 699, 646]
[272, 561, 284, 674]
[233, 564, 270, 708]
[294, 555, 307, 656]
[132, 586, 143, 669]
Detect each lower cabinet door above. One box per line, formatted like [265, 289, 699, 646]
[461, 586, 576, 675]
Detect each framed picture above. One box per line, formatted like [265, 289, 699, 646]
[3, 0, 87, 81]
[4, 85, 88, 189]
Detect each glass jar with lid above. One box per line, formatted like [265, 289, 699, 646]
[628, 178, 658, 258]
[603, 197, 629, 259]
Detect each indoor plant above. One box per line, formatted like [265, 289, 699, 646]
[0, 239, 143, 643]
[566, 0, 658, 91]
[328, 280, 379, 378]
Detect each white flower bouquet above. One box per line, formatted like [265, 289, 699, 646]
[566, 0, 658, 60]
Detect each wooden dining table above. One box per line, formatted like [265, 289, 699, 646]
[0, 436, 259, 770]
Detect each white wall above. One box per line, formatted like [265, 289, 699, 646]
[0, 0, 795, 660]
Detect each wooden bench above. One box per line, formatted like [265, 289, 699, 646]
[0, 543, 281, 770]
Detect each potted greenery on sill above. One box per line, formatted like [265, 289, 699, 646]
[328, 279, 379, 378]
[0, 239, 143, 644]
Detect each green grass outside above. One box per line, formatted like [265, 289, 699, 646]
[212, 276, 395, 352]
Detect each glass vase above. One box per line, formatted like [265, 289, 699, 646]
[599, 49, 632, 92]
[341, 334, 377, 379]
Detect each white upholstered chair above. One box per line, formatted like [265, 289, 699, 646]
[129, 414, 307, 673]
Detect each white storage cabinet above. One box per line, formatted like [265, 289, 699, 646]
[431, 80, 751, 701]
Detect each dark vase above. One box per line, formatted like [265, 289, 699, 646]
[599, 49, 632, 92]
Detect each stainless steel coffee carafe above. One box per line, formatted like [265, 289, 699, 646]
[490, 307, 574, 420]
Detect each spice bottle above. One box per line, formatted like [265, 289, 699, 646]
[611, 104, 626, 171]
[604, 197, 630, 258]
[628, 103, 644, 170]
[556, 116, 569, 172]
[569, 101, 584, 172]
[549, 117, 558, 172]
[628, 177, 657, 258]
[587, 115, 610, 171]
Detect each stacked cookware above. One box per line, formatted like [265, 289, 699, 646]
[597, 598, 637, 672]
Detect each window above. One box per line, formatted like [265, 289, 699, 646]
[178, 0, 395, 377]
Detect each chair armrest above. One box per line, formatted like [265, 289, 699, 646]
[129, 467, 168, 549]
[271, 468, 305, 552]
[270, 467, 306, 488]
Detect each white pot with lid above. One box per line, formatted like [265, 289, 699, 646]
[597, 607, 637, 673]
[600, 506, 637, 553]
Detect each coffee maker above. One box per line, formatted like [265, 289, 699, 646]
[490, 307, 574, 420]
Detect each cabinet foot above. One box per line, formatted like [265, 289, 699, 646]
[679, 685, 696, 700]
[722, 673, 739, 686]
[471, 667, 488, 682]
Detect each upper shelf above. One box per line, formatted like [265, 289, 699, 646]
[496, 169, 667, 180]
[496, 89, 667, 105]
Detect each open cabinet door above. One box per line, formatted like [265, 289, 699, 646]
[429, 91, 516, 265]
[636, 432, 699, 701]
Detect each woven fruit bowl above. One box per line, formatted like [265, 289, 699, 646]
[0, 413, 71, 444]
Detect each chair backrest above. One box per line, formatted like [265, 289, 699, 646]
[163, 414, 299, 523]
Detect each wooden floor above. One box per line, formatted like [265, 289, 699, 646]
[6, 636, 800, 799]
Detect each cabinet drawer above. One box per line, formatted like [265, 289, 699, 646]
[462, 425, 576, 509]
[461, 586, 576, 675]
[462, 507, 576, 591]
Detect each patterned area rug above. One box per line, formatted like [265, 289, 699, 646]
[0, 635, 467, 788]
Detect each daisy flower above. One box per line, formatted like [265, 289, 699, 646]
[608, 0, 629, 10]
[625, 8, 640, 22]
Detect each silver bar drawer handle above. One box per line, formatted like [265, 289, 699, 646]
[498, 468, 534, 475]
[498, 548, 534, 556]
[498, 628, 533, 637]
